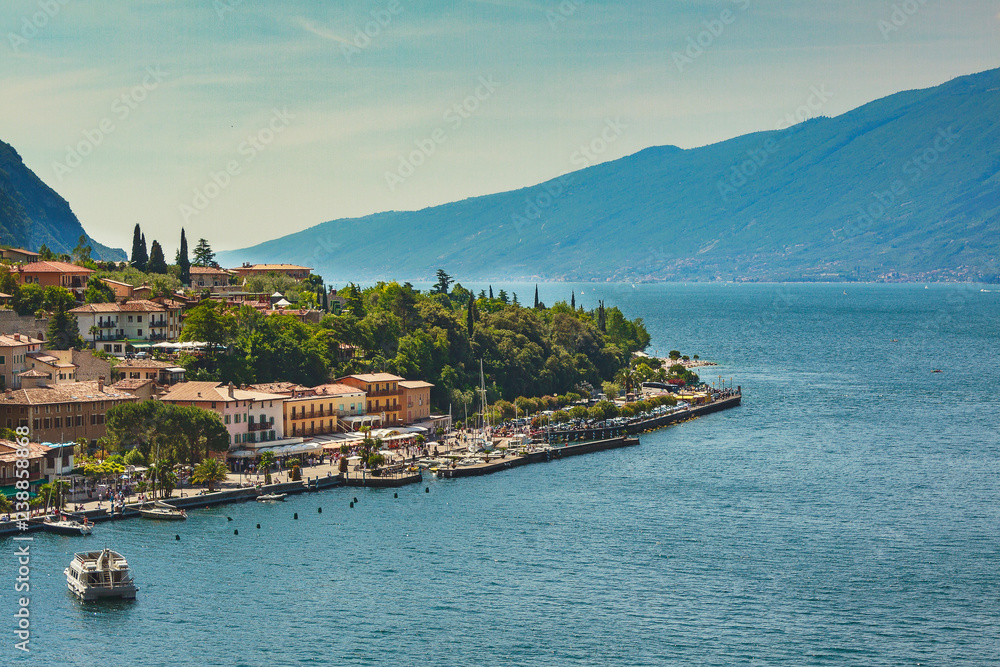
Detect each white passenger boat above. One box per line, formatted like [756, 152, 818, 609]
[65, 549, 138, 601]
[138, 500, 187, 521]
[256, 493, 286, 502]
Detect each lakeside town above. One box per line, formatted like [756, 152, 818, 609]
[0, 229, 735, 528]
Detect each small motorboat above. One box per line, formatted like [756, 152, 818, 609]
[43, 516, 93, 536]
[256, 493, 287, 502]
[65, 549, 138, 601]
[138, 500, 187, 521]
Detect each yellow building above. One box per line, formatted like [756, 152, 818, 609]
[337, 373, 403, 426]
[399, 380, 434, 425]
[282, 384, 366, 437]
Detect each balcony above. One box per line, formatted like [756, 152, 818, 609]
[366, 388, 401, 398]
[247, 421, 272, 432]
[149, 319, 168, 328]
[97, 321, 117, 328]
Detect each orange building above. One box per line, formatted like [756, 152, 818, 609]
[14, 261, 94, 298]
[399, 380, 434, 425]
[337, 373, 403, 426]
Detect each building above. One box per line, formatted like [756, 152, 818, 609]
[160, 382, 287, 449]
[278, 383, 367, 437]
[1, 376, 138, 444]
[102, 279, 134, 300]
[188, 266, 234, 290]
[38, 348, 112, 382]
[0, 333, 45, 390]
[27, 351, 77, 384]
[232, 264, 312, 281]
[0, 247, 40, 264]
[112, 358, 185, 385]
[111, 378, 156, 401]
[399, 380, 434, 425]
[71, 299, 182, 356]
[337, 373, 403, 426]
[0, 440, 48, 498]
[14, 261, 94, 298]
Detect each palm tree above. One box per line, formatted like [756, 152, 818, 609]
[615, 367, 637, 398]
[258, 451, 275, 485]
[190, 458, 229, 493]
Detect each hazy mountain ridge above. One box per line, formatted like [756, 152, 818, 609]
[0, 140, 125, 261]
[221, 67, 998, 282]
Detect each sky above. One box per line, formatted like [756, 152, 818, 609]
[2, 0, 998, 258]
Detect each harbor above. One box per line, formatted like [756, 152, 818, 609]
[0, 391, 741, 538]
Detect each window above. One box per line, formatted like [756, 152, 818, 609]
[54, 417, 62, 428]
[137, 329, 142, 337]
[104, 344, 112, 352]
[137, 316, 142, 323]
[225, 415, 231, 424]
[76, 416, 83, 426]
[0, 356, 5, 365]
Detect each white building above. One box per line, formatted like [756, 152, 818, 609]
[70, 300, 181, 356]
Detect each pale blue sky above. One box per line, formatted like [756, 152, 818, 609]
[2, 0, 998, 256]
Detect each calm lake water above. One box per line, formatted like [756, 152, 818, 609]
[4, 283, 999, 666]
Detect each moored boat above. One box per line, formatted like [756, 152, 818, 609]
[65, 549, 138, 601]
[138, 500, 187, 520]
[256, 493, 287, 502]
[43, 516, 93, 536]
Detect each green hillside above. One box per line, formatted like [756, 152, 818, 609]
[0, 140, 125, 261]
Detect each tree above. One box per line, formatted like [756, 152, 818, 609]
[434, 269, 453, 294]
[191, 458, 229, 492]
[84, 278, 116, 304]
[498, 289, 508, 304]
[534, 285, 539, 309]
[37, 244, 57, 261]
[47, 306, 84, 350]
[177, 228, 191, 285]
[193, 239, 215, 267]
[669, 350, 681, 360]
[147, 240, 168, 274]
[258, 451, 275, 484]
[466, 292, 475, 337]
[571, 291, 575, 310]
[72, 235, 92, 264]
[12, 283, 44, 316]
[130, 224, 148, 271]
[488, 285, 494, 300]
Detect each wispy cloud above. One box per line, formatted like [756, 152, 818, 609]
[292, 16, 350, 44]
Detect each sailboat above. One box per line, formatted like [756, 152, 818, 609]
[468, 360, 493, 453]
[138, 446, 187, 520]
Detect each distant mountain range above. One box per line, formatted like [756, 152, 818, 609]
[219, 67, 1000, 283]
[0, 140, 124, 261]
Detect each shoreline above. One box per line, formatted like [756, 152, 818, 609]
[1, 394, 742, 538]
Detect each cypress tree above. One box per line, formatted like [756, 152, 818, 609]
[571, 291, 575, 310]
[533, 285, 539, 309]
[467, 293, 475, 337]
[178, 228, 191, 285]
[147, 240, 168, 274]
[598, 300, 606, 332]
[489, 285, 494, 300]
[130, 224, 146, 271]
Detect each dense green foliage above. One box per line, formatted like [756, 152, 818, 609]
[47, 305, 84, 349]
[147, 240, 168, 274]
[84, 278, 116, 304]
[106, 401, 230, 464]
[178, 278, 650, 409]
[10, 283, 75, 316]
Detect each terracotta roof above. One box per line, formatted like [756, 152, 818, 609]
[19, 369, 51, 378]
[312, 383, 365, 396]
[0, 440, 50, 463]
[160, 382, 285, 404]
[114, 359, 174, 369]
[2, 380, 138, 405]
[16, 261, 94, 274]
[399, 380, 434, 389]
[248, 382, 309, 395]
[1, 247, 40, 257]
[112, 378, 155, 390]
[27, 352, 75, 368]
[70, 299, 167, 315]
[0, 333, 44, 347]
[190, 266, 232, 275]
[341, 373, 404, 383]
[102, 279, 132, 287]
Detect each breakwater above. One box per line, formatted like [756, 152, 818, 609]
[437, 436, 640, 479]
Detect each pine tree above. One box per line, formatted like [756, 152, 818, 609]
[571, 291, 576, 310]
[178, 229, 191, 285]
[130, 224, 147, 271]
[512, 292, 519, 306]
[47, 306, 84, 350]
[193, 239, 215, 267]
[147, 240, 168, 274]
[466, 293, 475, 338]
